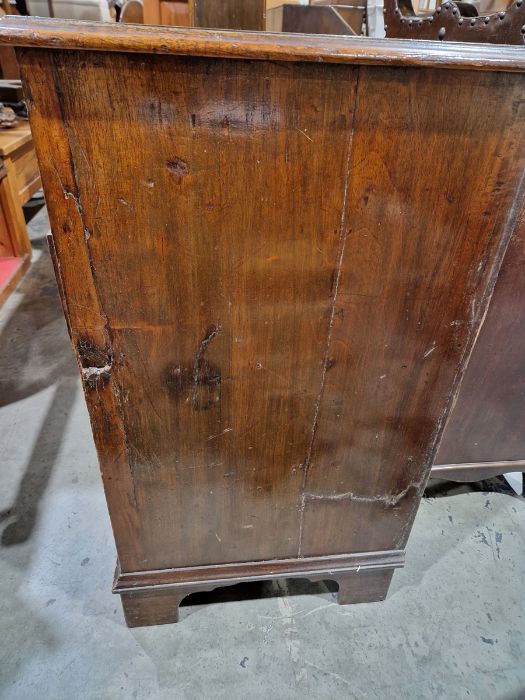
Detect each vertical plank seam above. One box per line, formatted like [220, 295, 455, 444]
[297, 66, 361, 557]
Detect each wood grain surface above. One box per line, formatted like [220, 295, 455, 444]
[5, 21, 525, 622]
[2, 17, 525, 71]
[436, 205, 525, 466]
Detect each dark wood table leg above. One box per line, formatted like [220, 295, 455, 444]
[120, 588, 185, 627]
[336, 569, 394, 606]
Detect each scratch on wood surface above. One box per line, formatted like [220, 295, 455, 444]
[297, 69, 360, 558]
[207, 427, 233, 441]
[423, 343, 436, 359]
[394, 150, 525, 550]
[51, 58, 139, 512]
[193, 325, 220, 384]
[296, 127, 313, 142]
[191, 324, 221, 409]
[166, 157, 190, 182]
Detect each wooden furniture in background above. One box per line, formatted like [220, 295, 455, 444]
[0, 122, 39, 305]
[266, 3, 361, 34]
[191, 0, 266, 29]
[141, 0, 267, 29]
[2, 18, 525, 626]
[310, 0, 367, 33]
[0, 77, 23, 101]
[385, 0, 525, 44]
[142, 0, 189, 26]
[120, 0, 144, 23]
[0, 46, 19, 79]
[140, 0, 349, 31]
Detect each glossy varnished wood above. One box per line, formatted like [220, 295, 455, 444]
[22, 49, 358, 571]
[299, 68, 525, 555]
[2, 17, 525, 71]
[4, 19, 525, 625]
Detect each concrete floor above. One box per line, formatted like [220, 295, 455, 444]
[1, 208, 524, 700]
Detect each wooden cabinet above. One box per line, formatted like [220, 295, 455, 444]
[191, 0, 266, 29]
[0, 123, 40, 306]
[2, 18, 525, 626]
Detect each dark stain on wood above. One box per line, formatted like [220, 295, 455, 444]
[166, 157, 190, 182]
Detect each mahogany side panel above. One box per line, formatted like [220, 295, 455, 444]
[20, 47, 358, 572]
[7, 25, 525, 624]
[300, 67, 525, 556]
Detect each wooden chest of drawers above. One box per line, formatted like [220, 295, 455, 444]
[2, 18, 525, 626]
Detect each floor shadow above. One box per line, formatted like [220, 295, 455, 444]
[0, 250, 77, 408]
[180, 577, 337, 610]
[0, 375, 79, 545]
[424, 476, 524, 501]
[0, 218, 80, 544]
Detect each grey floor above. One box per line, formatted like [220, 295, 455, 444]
[1, 208, 524, 700]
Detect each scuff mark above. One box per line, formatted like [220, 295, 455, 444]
[166, 157, 190, 183]
[274, 580, 308, 683]
[296, 128, 313, 142]
[81, 364, 112, 380]
[191, 324, 221, 409]
[81, 363, 112, 390]
[303, 478, 423, 507]
[303, 660, 352, 688]
[207, 427, 233, 441]
[54, 167, 83, 217]
[193, 325, 220, 385]
[423, 343, 437, 359]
